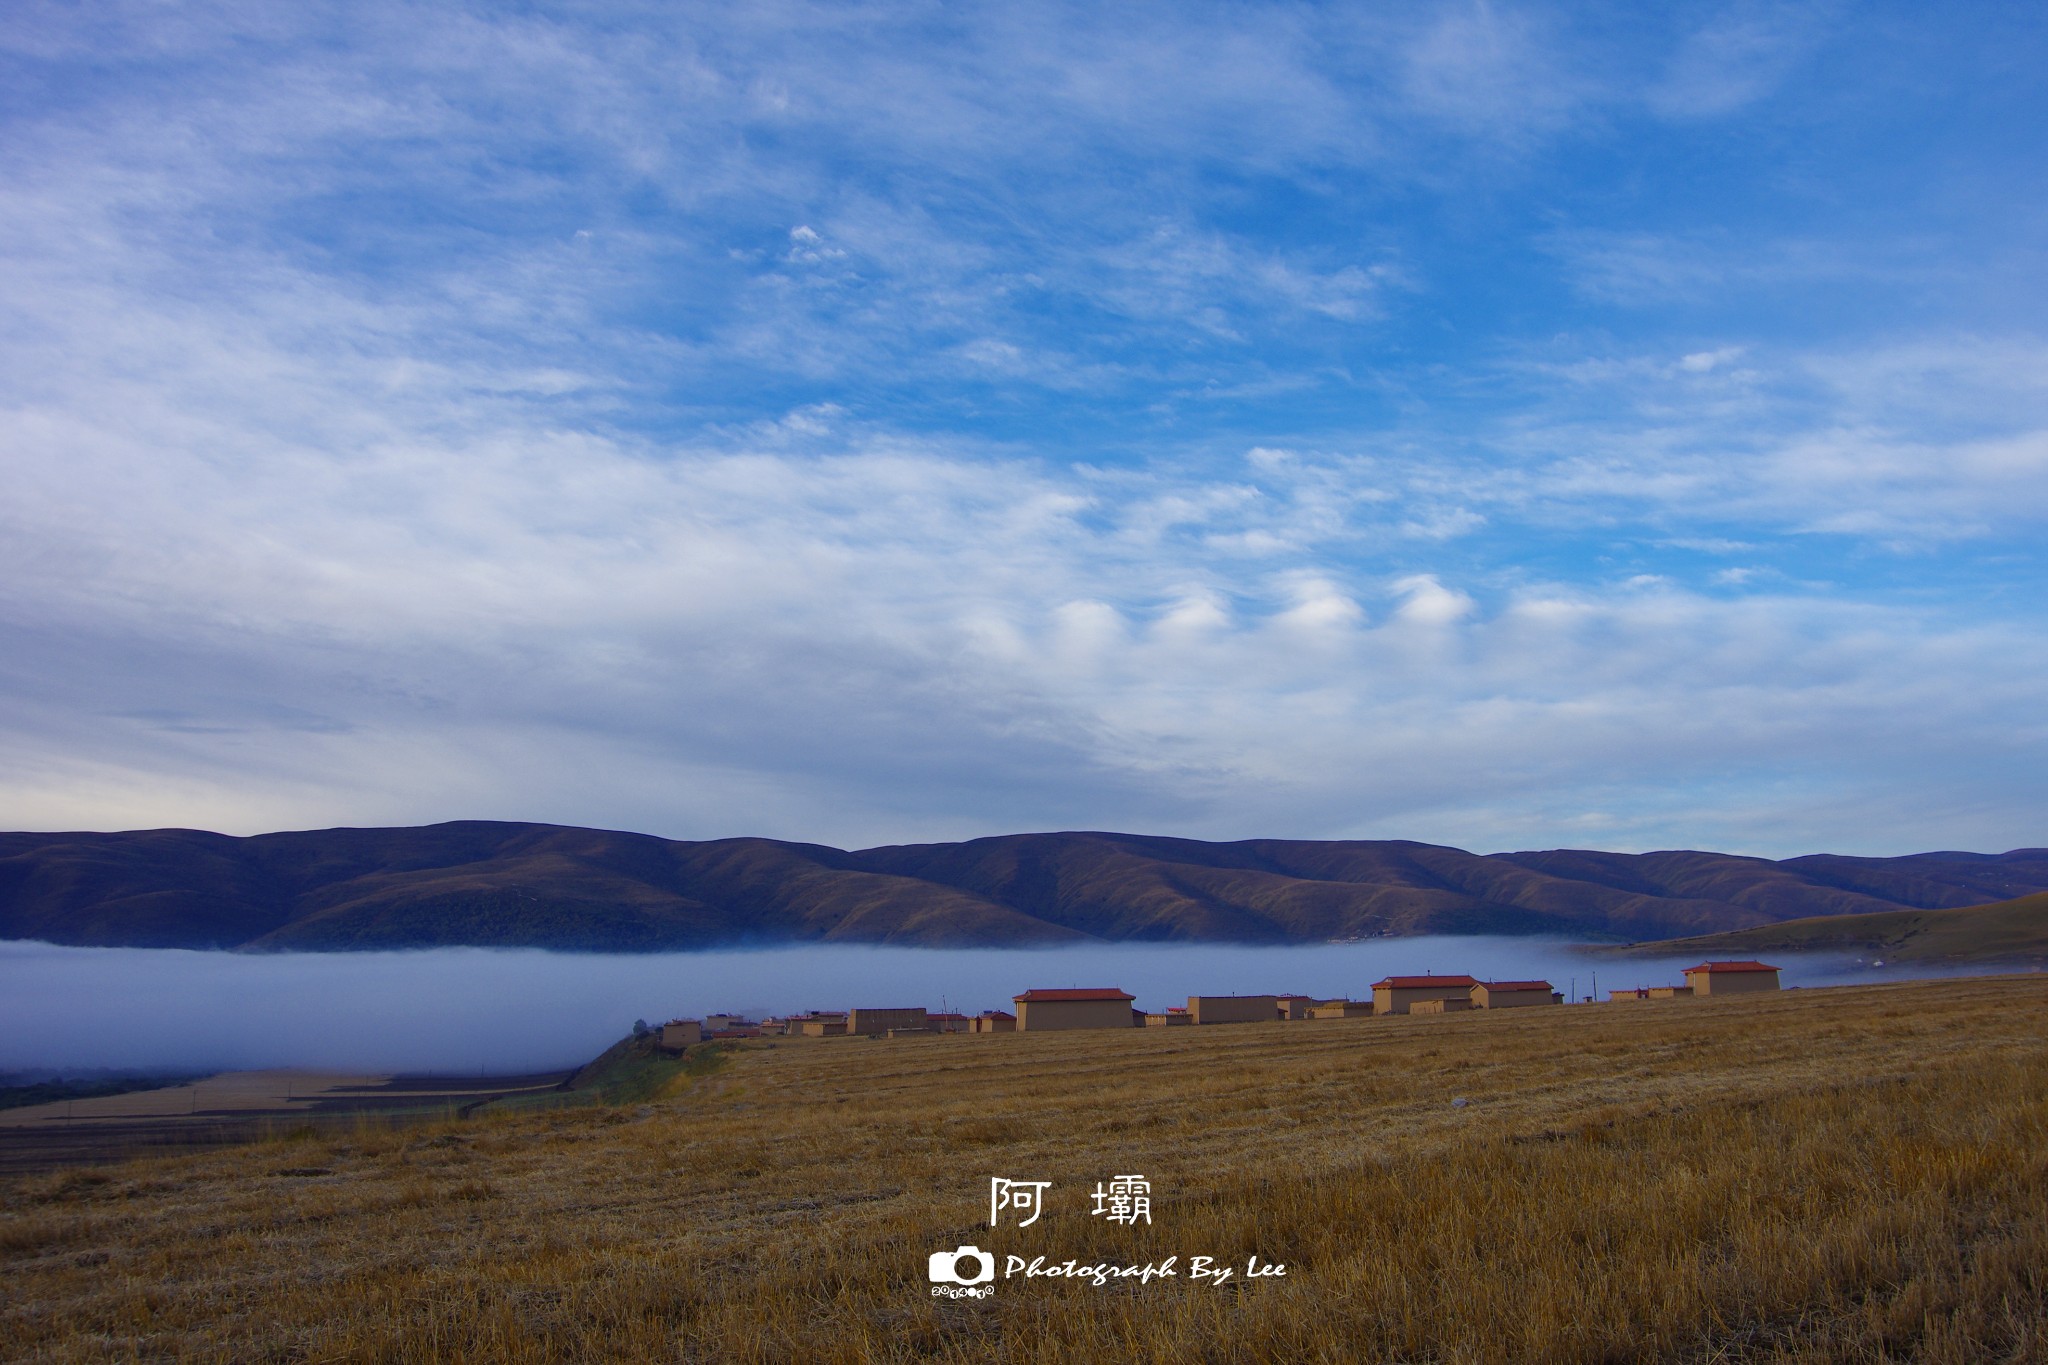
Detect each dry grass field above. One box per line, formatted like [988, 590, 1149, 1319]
[4, 973, 2045, 1364]
[0, 1071, 575, 1176]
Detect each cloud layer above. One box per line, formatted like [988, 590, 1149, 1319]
[1, 1, 2044, 855]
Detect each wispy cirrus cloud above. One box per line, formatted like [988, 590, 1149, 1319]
[1647, 0, 1837, 118]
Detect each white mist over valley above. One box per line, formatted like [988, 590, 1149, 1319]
[0, 939, 1963, 1075]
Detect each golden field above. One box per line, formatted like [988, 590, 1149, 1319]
[4, 972, 2046, 1364]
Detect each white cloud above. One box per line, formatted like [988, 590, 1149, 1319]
[1678, 346, 1745, 373]
[4, 378, 2045, 855]
[783, 225, 847, 264]
[1489, 333, 2048, 542]
[1397, 2, 1586, 138]
[1390, 574, 1476, 626]
[0, 0, 2043, 860]
[1275, 576, 1368, 633]
[1152, 590, 1232, 642]
[1648, 2, 1831, 119]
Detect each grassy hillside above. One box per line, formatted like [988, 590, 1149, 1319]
[1614, 889, 2048, 964]
[6, 820, 2048, 951]
[552, 1031, 731, 1106]
[3, 974, 2045, 1362]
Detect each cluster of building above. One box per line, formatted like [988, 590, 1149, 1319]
[1607, 959, 1783, 1002]
[655, 961, 1781, 1048]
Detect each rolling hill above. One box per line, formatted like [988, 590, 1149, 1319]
[1609, 889, 2048, 965]
[2, 821, 2045, 952]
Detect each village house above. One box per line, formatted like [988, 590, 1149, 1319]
[1470, 980, 1556, 1009]
[1371, 974, 1481, 1015]
[1648, 985, 1694, 999]
[702, 1014, 752, 1032]
[1408, 997, 1470, 1014]
[1276, 995, 1317, 1020]
[1187, 994, 1278, 1025]
[1310, 999, 1373, 1019]
[658, 1019, 702, 1049]
[1012, 987, 1136, 1030]
[794, 1011, 848, 1036]
[846, 1007, 928, 1036]
[1683, 961, 1783, 996]
[928, 1012, 973, 1033]
[971, 1010, 1015, 1033]
[1144, 1007, 1192, 1027]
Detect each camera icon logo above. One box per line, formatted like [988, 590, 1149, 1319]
[927, 1245, 996, 1287]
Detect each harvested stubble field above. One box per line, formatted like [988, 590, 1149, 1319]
[4, 974, 2046, 1364]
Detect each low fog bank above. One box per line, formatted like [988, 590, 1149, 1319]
[0, 938, 1970, 1074]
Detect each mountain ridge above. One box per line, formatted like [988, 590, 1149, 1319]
[3, 821, 2045, 952]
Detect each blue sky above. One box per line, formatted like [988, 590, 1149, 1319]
[1, 1, 2044, 855]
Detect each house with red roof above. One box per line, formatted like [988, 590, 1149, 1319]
[1012, 987, 1136, 1031]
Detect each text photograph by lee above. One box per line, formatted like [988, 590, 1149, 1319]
[2, 2, 2045, 1361]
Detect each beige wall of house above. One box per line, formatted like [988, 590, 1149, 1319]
[1188, 995, 1278, 1024]
[1013, 991, 1137, 1030]
[1310, 1000, 1373, 1018]
[1684, 964, 1782, 996]
[1373, 978, 1480, 1015]
[798, 1018, 847, 1036]
[846, 1007, 928, 1036]
[1277, 996, 1317, 1020]
[972, 1012, 1015, 1033]
[1145, 1011, 1192, 1026]
[1408, 998, 1470, 1014]
[659, 1020, 702, 1049]
[1470, 984, 1554, 1009]
[1648, 986, 1695, 999]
